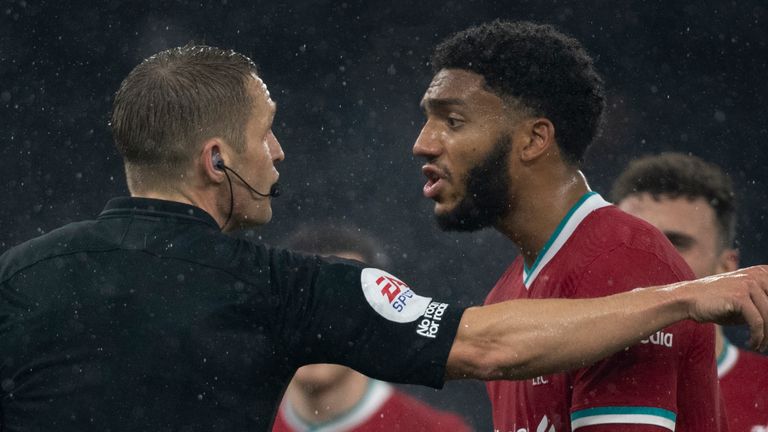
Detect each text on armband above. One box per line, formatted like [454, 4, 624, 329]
[416, 302, 448, 338]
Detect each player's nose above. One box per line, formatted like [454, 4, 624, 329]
[413, 123, 442, 159]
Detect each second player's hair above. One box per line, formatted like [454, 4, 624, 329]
[611, 152, 737, 248]
[431, 20, 605, 165]
[111, 44, 258, 184]
[283, 222, 391, 269]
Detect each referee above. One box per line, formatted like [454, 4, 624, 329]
[1, 45, 767, 431]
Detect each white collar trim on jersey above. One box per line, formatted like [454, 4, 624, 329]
[523, 192, 612, 288]
[280, 379, 393, 432]
[717, 337, 739, 378]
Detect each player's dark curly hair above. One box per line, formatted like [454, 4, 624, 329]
[611, 152, 737, 248]
[431, 20, 605, 165]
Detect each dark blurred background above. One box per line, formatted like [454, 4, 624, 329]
[2, 1, 766, 429]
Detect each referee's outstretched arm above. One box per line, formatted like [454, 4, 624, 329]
[445, 266, 768, 380]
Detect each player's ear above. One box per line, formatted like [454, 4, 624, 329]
[520, 117, 556, 162]
[716, 247, 739, 273]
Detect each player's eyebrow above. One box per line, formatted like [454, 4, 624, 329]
[663, 231, 696, 250]
[420, 98, 467, 113]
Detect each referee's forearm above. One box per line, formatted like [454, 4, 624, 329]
[444, 287, 686, 380]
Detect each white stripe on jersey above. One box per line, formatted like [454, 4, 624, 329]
[571, 413, 676, 431]
[717, 338, 739, 378]
[523, 192, 611, 288]
[281, 379, 393, 432]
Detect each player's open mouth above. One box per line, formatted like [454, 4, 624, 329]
[422, 165, 446, 199]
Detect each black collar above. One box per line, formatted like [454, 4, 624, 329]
[99, 197, 220, 230]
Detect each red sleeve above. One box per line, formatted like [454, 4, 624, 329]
[567, 246, 720, 431]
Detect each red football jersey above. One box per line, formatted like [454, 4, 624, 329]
[484, 192, 724, 432]
[718, 338, 768, 432]
[272, 380, 471, 432]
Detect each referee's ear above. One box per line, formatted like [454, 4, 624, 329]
[200, 138, 228, 185]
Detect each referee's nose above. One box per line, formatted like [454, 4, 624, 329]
[268, 130, 285, 164]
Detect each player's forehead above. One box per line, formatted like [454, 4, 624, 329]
[420, 68, 494, 111]
[326, 251, 366, 263]
[620, 193, 718, 234]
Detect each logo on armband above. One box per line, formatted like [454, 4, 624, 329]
[416, 301, 448, 338]
[360, 268, 433, 323]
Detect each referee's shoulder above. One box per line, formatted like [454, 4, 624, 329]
[0, 219, 99, 284]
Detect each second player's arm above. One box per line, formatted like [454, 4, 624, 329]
[445, 266, 768, 381]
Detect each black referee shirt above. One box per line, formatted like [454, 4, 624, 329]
[0, 197, 464, 431]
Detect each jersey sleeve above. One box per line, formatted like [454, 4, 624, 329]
[567, 245, 719, 431]
[269, 248, 466, 389]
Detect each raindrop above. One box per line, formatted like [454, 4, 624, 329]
[714, 110, 726, 122]
[1, 379, 14, 392]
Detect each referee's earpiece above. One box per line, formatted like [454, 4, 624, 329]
[212, 152, 225, 171]
[213, 150, 280, 202]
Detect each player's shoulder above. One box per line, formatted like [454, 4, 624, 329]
[384, 389, 472, 431]
[382, 389, 471, 432]
[721, 345, 768, 415]
[582, 205, 671, 251]
[736, 348, 768, 378]
[562, 206, 694, 298]
[578, 206, 693, 275]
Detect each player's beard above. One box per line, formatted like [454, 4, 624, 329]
[435, 133, 513, 232]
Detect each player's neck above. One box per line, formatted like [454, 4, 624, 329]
[497, 169, 590, 268]
[285, 373, 371, 424]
